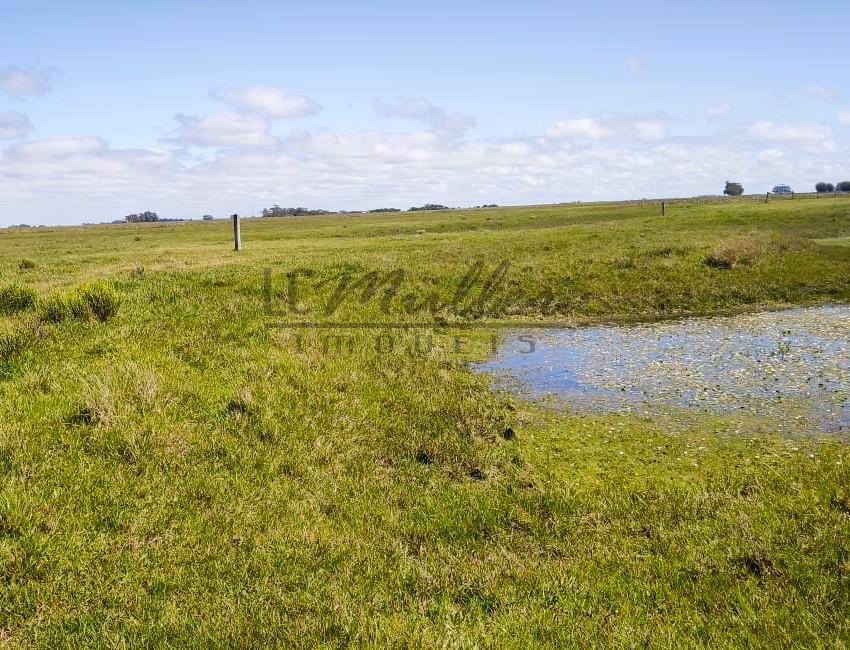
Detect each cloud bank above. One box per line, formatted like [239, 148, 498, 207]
[1, 83, 849, 225]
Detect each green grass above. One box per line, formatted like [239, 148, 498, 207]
[1, 196, 849, 646]
[815, 236, 850, 248]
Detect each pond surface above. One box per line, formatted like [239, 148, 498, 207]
[478, 305, 850, 434]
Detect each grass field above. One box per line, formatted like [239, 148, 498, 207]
[2, 197, 850, 646]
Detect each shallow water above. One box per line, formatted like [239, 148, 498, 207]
[478, 305, 850, 434]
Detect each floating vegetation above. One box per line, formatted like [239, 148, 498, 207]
[480, 305, 850, 434]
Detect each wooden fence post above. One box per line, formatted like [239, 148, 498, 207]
[661, 201, 666, 216]
[232, 214, 241, 251]
[765, 193, 769, 203]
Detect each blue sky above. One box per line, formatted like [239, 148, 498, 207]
[1, 1, 849, 225]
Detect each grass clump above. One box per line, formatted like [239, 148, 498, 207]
[0, 327, 30, 361]
[0, 320, 40, 366]
[704, 236, 775, 269]
[74, 282, 121, 322]
[38, 292, 88, 323]
[0, 284, 38, 315]
[37, 282, 121, 325]
[67, 380, 117, 428]
[18, 258, 37, 270]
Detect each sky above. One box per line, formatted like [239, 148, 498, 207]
[1, 1, 849, 226]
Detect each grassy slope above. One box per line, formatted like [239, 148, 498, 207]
[1, 197, 849, 647]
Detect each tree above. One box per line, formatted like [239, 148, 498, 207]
[261, 205, 332, 217]
[124, 211, 159, 223]
[723, 181, 744, 196]
[816, 182, 835, 193]
[837, 181, 850, 192]
[408, 204, 451, 212]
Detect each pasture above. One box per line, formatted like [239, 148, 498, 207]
[1, 197, 850, 646]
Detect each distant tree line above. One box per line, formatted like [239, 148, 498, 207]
[408, 204, 451, 212]
[259, 203, 488, 215]
[722, 180, 850, 197]
[261, 205, 333, 217]
[817, 181, 850, 193]
[125, 211, 159, 223]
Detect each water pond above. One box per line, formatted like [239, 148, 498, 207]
[477, 305, 850, 434]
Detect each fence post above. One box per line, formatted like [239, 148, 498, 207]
[661, 201, 666, 216]
[232, 213, 241, 251]
[765, 193, 769, 203]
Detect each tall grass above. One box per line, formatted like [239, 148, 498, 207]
[37, 283, 120, 324]
[75, 282, 120, 322]
[0, 284, 38, 315]
[0, 325, 31, 360]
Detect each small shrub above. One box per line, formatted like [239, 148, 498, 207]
[17, 259, 37, 270]
[74, 282, 120, 322]
[0, 285, 38, 315]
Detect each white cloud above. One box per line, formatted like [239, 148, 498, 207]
[626, 54, 648, 72]
[0, 137, 177, 223]
[757, 149, 785, 163]
[373, 97, 475, 136]
[0, 111, 33, 139]
[212, 85, 320, 119]
[706, 104, 731, 118]
[546, 117, 665, 141]
[633, 121, 666, 141]
[8, 136, 107, 159]
[0, 66, 55, 97]
[805, 84, 837, 100]
[171, 113, 275, 147]
[285, 129, 440, 162]
[838, 111, 850, 126]
[747, 121, 835, 152]
[546, 118, 612, 139]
